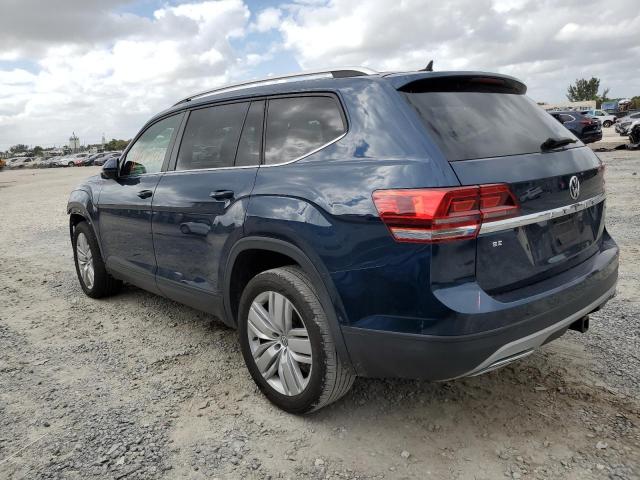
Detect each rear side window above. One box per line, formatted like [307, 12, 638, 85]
[400, 78, 572, 161]
[264, 96, 345, 165]
[176, 102, 249, 170]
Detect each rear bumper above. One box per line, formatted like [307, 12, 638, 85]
[341, 236, 618, 380]
[581, 131, 603, 144]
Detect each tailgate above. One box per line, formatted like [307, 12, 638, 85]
[451, 147, 605, 292]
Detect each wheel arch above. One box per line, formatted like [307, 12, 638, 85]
[67, 189, 104, 259]
[224, 237, 353, 368]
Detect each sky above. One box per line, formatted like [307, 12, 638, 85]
[0, 0, 638, 150]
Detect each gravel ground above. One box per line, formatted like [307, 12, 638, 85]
[0, 152, 639, 480]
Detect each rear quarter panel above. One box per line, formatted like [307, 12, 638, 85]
[244, 80, 462, 328]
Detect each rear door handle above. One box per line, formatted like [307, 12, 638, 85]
[209, 190, 234, 200]
[137, 189, 153, 199]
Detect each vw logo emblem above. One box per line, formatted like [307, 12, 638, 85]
[569, 175, 580, 200]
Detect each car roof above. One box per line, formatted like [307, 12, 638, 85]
[148, 69, 526, 125]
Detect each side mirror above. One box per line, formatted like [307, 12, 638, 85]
[101, 157, 119, 180]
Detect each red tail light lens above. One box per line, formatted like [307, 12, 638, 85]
[372, 184, 519, 243]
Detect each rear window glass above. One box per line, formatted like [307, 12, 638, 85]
[265, 96, 345, 165]
[401, 80, 572, 161]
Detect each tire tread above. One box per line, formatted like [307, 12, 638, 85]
[274, 266, 355, 412]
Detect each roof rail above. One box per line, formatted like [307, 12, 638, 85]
[173, 67, 378, 106]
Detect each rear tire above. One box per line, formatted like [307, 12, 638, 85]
[603, 120, 612, 128]
[73, 221, 121, 298]
[238, 266, 355, 413]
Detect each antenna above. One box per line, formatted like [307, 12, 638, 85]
[420, 60, 434, 72]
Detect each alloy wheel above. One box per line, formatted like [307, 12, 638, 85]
[247, 291, 312, 396]
[76, 233, 95, 290]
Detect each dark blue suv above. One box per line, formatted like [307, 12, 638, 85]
[68, 68, 618, 413]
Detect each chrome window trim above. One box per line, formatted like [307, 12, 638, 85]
[164, 131, 348, 174]
[261, 130, 347, 168]
[479, 192, 606, 235]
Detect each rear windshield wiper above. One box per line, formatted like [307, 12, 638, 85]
[540, 137, 577, 152]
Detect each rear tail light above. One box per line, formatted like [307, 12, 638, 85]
[372, 184, 519, 243]
[580, 118, 594, 125]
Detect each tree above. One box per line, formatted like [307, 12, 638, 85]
[104, 138, 130, 151]
[9, 144, 29, 154]
[32, 146, 44, 157]
[567, 77, 601, 102]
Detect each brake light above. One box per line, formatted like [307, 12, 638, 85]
[372, 184, 519, 243]
[580, 118, 594, 125]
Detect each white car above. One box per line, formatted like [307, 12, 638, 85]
[615, 112, 640, 136]
[584, 109, 617, 128]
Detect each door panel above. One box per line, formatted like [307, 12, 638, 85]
[97, 113, 183, 294]
[152, 169, 258, 310]
[98, 174, 163, 294]
[151, 100, 263, 314]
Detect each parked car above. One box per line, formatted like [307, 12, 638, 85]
[7, 157, 36, 168]
[68, 153, 91, 167]
[615, 112, 640, 136]
[82, 153, 104, 166]
[67, 67, 618, 413]
[583, 109, 617, 127]
[0, 158, 5, 169]
[50, 156, 78, 167]
[549, 111, 602, 143]
[93, 152, 121, 166]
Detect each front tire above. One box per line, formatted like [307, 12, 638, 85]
[73, 221, 121, 298]
[603, 120, 612, 128]
[238, 266, 355, 413]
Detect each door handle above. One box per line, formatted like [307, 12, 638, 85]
[137, 189, 153, 199]
[209, 190, 234, 200]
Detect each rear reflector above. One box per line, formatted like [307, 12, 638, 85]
[372, 184, 519, 243]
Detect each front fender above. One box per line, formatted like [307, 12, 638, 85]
[67, 188, 103, 255]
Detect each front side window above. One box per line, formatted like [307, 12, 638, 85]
[121, 114, 181, 176]
[176, 102, 249, 171]
[264, 96, 345, 165]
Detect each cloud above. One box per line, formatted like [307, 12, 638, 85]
[277, 0, 640, 101]
[0, 0, 252, 148]
[251, 7, 282, 32]
[0, 0, 638, 149]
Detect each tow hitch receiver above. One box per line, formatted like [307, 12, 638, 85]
[569, 315, 590, 333]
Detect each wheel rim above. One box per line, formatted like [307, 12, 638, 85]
[247, 291, 312, 396]
[76, 233, 94, 290]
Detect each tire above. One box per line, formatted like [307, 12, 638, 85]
[73, 221, 121, 298]
[238, 266, 355, 414]
[68, 162, 74, 167]
[603, 120, 612, 128]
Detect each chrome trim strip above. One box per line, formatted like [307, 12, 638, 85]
[391, 225, 477, 241]
[173, 67, 378, 105]
[468, 349, 534, 377]
[449, 283, 616, 380]
[479, 192, 606, 235]
[260, 131, 348, 168]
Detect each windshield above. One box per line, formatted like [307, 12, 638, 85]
[401, 85, 576, 161]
